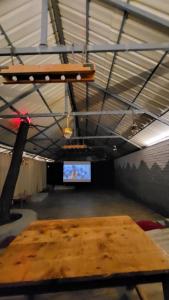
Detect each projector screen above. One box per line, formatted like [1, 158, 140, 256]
[63, 161, 91, 182]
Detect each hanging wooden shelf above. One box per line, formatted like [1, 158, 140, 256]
[62, 144, 87, 149]
[0, 63, 95, 84]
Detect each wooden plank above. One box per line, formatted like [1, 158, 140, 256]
[0, 216, 169, 285]
[0, 64, 95, 75]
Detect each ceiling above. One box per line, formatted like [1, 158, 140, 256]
[0, 0, 169, 160]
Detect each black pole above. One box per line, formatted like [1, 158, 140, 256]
[0, 120, 29, 224]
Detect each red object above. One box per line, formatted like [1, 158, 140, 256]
[137, 220, 165, 231]
[10, 112, 31, 129]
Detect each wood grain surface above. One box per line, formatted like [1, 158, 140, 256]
[0, 216, 169, 284]
[0, 64, 95, 74]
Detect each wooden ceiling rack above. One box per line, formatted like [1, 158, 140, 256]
[62, 144, 87, 149]
[0, 63, 95, 84]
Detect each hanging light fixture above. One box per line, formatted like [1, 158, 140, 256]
[0, 64, 95, 84]
[63, 113, 73, 139]
[131, 109, 138, 134]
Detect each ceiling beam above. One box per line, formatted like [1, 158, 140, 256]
[102, 0, 169, 30]
[95, 10, 128, 135]
[49, 0, 80, 136]
[69, 135, 119, 140]
[85, 0, 90, 135]
[113, 51, 168, 132]
[0, 94, 59, 154]
[0, 85, 43, 112]
[33, 135, 118, 140]
[1, 42, 169, 56]
[90, 82, 169, 127]
[0, 25, 63, 136]
[0, 124, 54, 156]
[93, 121, 142, 149]
[0, 110, 145, 119]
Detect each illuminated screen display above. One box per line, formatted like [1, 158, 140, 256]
[63, 161, 91, 182]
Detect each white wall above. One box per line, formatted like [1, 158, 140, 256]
[0, 152, 47, 199]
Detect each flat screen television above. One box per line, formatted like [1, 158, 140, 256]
[63, 161, 91, 182]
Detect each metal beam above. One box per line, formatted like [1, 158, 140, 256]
[113, 51, 168, 132]
[94, 121, 142, 149]
[40, 0, 48, 46]
[1, 43, 169, 56]
[85, 0, 90, 135]
[49, 0, 80, 136]
[70, 135, 119, 140]
[0, 25, 63, 136]
[90, 82, 169, 127]
[0, 110, 145, 119]
[0, 85, 43, 112]
[95, 10, 128, 135]
[102, 0, 169, 30]
[0, 93, 58, 155]
[0, 124, 54, 155]
[33, 135, 119, 140]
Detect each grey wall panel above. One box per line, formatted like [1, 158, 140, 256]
[114, 140, 169, 216]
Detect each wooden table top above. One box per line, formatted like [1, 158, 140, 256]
[0, 216, 169, 285]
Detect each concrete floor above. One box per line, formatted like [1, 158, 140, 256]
[4, 187, 165, 300]
[23, 186, 163, 222]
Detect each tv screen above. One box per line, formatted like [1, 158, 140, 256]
[63, 161, 91, 182]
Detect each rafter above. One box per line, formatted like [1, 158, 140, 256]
[0, 24, 63, 136]
[113, 51, 168, 132]
[0, 110, 145, 119]
[102, 0, 169, 30]
[49, 0, 80, 136]
[95, 10, 128, 135]
[1, 43, 169, 56]
[90, 82, 169, 127]
[88, 120, 141, 149]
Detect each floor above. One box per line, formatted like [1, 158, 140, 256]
[3, 186, 166, 300]
[23, 186, 163, 222]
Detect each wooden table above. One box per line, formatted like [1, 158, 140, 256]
[0, 216, 169, 299]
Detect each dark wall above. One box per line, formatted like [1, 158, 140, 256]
[92, 161, 114, 187]
[47, 162, 63, 185]
[47, 160, 115, 187]
[114, 140, 169, 216]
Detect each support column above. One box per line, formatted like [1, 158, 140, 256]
[0, 120, 29, 223]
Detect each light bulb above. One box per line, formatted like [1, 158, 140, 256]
[12, 76, 17, 81]
[29, 76, 34, 81]
[61, 75, 65, 81]
[76, 74, 81, 80]
[63, 127, 73, 139]
[45, 75, 50, 81]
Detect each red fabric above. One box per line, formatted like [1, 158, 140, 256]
[136, 220, 165, 231]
